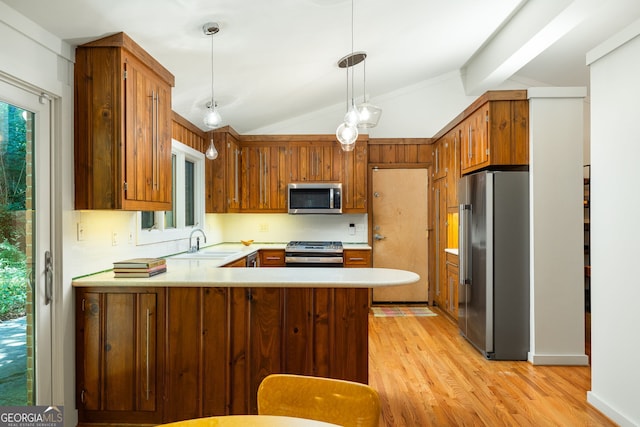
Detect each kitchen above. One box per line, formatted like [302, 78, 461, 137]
[1, 1, 640, 426]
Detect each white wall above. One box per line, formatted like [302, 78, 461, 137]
[586, 19, 640, 427]
[527, 88, 589, 366]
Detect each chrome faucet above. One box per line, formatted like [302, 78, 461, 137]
[188, 228, 207, 253]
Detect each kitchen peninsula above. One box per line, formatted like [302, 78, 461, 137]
[72, 259, 418, 425]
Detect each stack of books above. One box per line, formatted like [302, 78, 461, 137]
[113, 258, 167, 278]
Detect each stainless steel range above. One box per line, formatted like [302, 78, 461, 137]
[285, 241, 344, 267]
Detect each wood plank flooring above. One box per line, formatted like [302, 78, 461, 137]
[368, 307, 613, 426]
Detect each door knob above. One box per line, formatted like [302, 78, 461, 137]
[374, 233, 386, 241]
[374, 192, 380, 198]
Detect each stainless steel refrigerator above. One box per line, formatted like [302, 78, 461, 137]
[458, 170, 529, 360]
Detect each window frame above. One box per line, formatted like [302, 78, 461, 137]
[136, 139, 205, 245]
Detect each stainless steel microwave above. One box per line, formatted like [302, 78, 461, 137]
[288, 183, 342, 214]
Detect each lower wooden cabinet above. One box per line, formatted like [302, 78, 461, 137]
[444, 252, 459, 319]
[259, 249, 285, 266]
[75, 287, 165, 425]
[76, 285, 369, 425]
[343, 249, 371, 267]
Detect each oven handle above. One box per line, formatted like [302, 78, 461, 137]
[285, 256, 344, 264]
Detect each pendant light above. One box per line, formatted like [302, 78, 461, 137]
[337, 51, 365, 152]
[356, 57, 382, 128]
[205, 138, 218, 160]
[203, 22, 222, 130]
[335, 0, 381, 151]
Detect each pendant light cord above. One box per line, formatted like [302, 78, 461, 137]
[350, 0, 355, 107]
[210, 31, 215, 108]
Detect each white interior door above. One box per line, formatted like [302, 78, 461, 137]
[0, 77, 53, 405]
[372, 168, 429, 303]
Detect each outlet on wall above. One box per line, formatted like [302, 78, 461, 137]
[112, 231, 118, 246]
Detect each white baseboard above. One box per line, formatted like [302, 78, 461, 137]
[527, 352, 590, 365]
[587, 391, 636, 427]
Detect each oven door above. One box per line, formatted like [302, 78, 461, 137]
[285, 253, 344, 267]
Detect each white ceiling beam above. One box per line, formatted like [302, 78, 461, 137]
[461, 0, 599, 95]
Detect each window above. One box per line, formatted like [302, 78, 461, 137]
[137, 139, 205, 245]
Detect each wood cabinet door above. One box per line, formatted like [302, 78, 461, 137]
[294, 142, 341, 182]
[460, 106, 488, 174]
[241, 144, 288, 212]
[341, 142, 367, 212]
[446, 127, 461, 208]
[432, 179, 448, 309]
[226, 136, 241, 211]
[76, 288, 164, 424]
[446, 255, 459, 319]
[122, 55, 172, 211]
[432, 137, 448, 180]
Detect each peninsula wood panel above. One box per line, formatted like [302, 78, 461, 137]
[164, 288, 202, 421]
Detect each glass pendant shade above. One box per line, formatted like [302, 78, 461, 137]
[356, 101, 382, 128]
[336, 122, 358, 151]
[203, 106, 222, 129]
[205, 138, 218, 160]
[344, 103, 360, 126]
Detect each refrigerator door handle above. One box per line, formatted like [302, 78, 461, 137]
[459, 204, 472, 285]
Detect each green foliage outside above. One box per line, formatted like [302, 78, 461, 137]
[0, 101, 29, 320]
[0, 240, 27, 320]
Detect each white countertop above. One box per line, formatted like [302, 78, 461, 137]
[445, 248, 459, 255]
[73, 264, 418, 288]
[72, 242, 414, 288]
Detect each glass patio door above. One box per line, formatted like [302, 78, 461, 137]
[0, 78, 52, 406]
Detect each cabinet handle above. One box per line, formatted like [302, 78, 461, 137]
[80, 389, 85, 404]
[151, 90, 160, 191]
[266, 256, 282, 260]
[435, 188, 440, 295]
[156, 92, 159, 190]
[349, 257, 364, 261]
[145, 308, 150, 401]
[234, 149, 239, 202]
[263, 151, 268, 206]
[258, 151, 263, 205]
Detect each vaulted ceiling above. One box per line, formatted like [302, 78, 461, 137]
[4, 0, 640, 133]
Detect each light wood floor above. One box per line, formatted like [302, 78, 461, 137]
[368, 307, 613, 427]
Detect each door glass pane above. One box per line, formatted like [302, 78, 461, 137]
[0, 100, 35, 405]
[141, 211, 155, 230]
[184, 160, 194, 226]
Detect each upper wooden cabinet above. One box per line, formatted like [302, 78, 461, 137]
[208, 132, 368, 213]
[431, 137, 449, 180]
[74, 32, 175, 210]
[459, 93, 529, 175]
[241, 142, 289, 212]
[445, 126, 461, 209]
